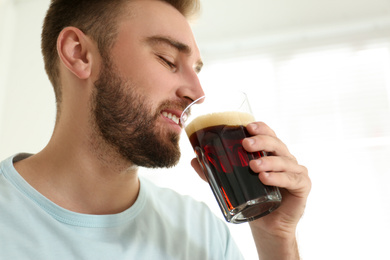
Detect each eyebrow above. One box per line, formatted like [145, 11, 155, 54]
[144, 35, 203, 73]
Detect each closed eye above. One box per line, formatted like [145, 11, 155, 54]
[158, 55, 177, 71]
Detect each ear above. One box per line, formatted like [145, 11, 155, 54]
[57, 27, 94, 80]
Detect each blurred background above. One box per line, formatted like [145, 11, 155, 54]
[1, 0, 390, 259]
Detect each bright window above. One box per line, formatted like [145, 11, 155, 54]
[198, 40, 390, 260]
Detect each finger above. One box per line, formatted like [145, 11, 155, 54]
[242, 134, 292, 158]
[246, 122, 276, 137]
[258, 165, 311, 196]
[249, 156, 299, 174]
[191, 158, 208, 182]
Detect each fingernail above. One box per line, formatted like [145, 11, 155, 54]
[247, 138, 255, 145]
[255, 159, 262, 166]
[249, 123, 257, 130]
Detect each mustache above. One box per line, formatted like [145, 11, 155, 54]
[156, 99, 191, 115]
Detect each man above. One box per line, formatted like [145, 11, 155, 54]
[0, 0, 311, 259]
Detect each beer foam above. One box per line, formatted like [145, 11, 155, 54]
[185, 111, 255, 136]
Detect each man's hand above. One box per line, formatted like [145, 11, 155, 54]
[242, 122, 311, 259]
[191, 121, 311, 260]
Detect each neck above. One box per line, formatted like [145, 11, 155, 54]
[14, 114, 140, 215]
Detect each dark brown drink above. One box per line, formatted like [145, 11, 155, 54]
[186, 111, 281, 223]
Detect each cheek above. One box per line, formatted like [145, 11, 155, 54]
[111, 50, 177, 99]
[133, 69, 177, 103]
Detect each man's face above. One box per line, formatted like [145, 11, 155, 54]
[92, 0, 204, 168]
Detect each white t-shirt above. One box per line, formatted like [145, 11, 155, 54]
[0, 154, 244, 259]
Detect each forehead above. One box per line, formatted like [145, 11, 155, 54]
[116, 0, 200, 56]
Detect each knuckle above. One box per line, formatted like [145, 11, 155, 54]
[291, 165, 311, 190]
[287, 171, 300, 183]
[301, 165, 308, 175]
[289, 154, 297, 163]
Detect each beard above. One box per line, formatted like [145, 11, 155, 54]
[91, 58, 186, 168]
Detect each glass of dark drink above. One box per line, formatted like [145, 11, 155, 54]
[180, 91, 282, 224]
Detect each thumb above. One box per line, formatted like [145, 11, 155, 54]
[191, 158, 207, 182]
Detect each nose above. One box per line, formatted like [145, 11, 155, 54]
[176, 68, 205, 105]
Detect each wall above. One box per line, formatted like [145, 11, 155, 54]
[0, 0, 55, 158]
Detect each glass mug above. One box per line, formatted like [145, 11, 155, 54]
[181, 91, 282, 223]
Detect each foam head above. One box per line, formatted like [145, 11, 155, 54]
[185, 111, 255, 137]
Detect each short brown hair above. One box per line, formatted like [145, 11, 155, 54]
[41, 0, 200, 107]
